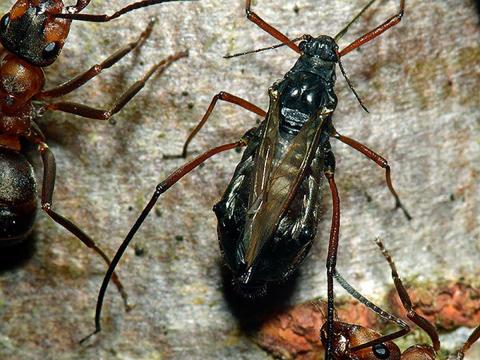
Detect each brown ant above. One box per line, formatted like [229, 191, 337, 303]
[320, 239, 480, 359]
[0, 0, 189, 306]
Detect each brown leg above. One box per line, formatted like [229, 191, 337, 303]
[57, 0, 192, 22]
[374, 239, 441, 352]
[36, 20, 156, 99]
[36, 142, 130, 310]
[245, 0, 301, 53]
[80, 138, 248, 343]
[182, 92, 266, 157]
[43, 51, 188, 120]
[333, 131, 411, 220]
[324, 150, 340, 360]
[457, 326, 480, 359]
[339, 0, 405, 57]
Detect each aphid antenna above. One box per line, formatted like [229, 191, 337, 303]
[334, 0, 378, 41]
[337, 57, 369, 113]
[224, 35, 306, 59]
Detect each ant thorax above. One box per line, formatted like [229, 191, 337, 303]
[0, 52, 44, 117]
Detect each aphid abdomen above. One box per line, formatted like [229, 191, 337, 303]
[0, 148, 37, 245]
[214, 128, 326, 289]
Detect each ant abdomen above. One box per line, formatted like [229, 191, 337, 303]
[0, 149, 37, 245]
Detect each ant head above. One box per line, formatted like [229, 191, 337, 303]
[0, 0, 71, 67]
[299, 35, 339, 62]
[321, 321, 401, 360]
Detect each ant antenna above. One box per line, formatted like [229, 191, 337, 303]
[334, 0, 378, 41]
[338, 58, 369, 113]
[56, 0, 195, 21]
[224, 36, 305, 59]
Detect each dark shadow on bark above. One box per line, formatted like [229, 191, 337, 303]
[220, 262, 300, 332]
[0, 234, 36, 272]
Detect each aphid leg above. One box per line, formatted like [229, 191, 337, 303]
[36, 20, 157, 99]
[182, 92, 266, 157]
[456, 326, 480, 359]
[42, 51, 188, 120]
[34, 141, 130, 311]
[339, 0, 405, 57]
[58, 0, 195, 22]
[245, 0, 301, 53]
[81, 138, 248, 344]
[375, 239, 440, 352]
[332, 131, 412, 220]
[324, 149, 340, 360]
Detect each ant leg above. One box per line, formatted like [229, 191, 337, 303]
[182, 92, 266, 158]
[57, 0, 194, 22]
[35, 142, 131, 311]
[457, 326, 480, 359]
[339, 0, 405, 57]
[43, 51, 188, 120]
[375, 239, 441, 352]
[332, 131, 411, 220]
[36, 20, 157, 99]
[80, 138, 248, 343]
[245, 0, 301, 53]
[324, 150, 340, 360]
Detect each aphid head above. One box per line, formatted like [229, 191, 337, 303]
[0, 0, 71, 67]
[299, 35, 339, 63]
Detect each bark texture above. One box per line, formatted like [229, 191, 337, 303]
[0, 0, 479, 359]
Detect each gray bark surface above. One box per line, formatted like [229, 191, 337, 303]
[0, 0, 478, 359]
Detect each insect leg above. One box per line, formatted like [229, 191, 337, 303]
[324, 149, 340, 360]
[245, 0, 301, 53]
[57, 0, 195, 22]
[374, 238, 441, 352]
[456, 325, 480, 359]
[35, 142, 130, 311]
[332, 131, 411, 220]
[339, 0, 405, 57]
[36, 20, 157, 99]
[42, 51, 188, 120]
[81, 138, 248, 343]
[182, 92, 266, 157]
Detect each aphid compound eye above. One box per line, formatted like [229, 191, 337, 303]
[42, 42, 60, 60]
[0, 13, 10, 33]
[372, 343, 390, 359]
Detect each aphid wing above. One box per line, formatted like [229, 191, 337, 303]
[248, 88, 280, 209]
[244, 106, 332, 266]
[241, 88, 280, 266]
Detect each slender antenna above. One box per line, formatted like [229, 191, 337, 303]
[55, 0, 195, 22]
[224, 35, 305, 59]
[338, 58, 369, 113]
[334, 0, 378, 41]
[334, 271, 407, 328]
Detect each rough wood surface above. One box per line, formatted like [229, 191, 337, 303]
[0, 0, 479, 359]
